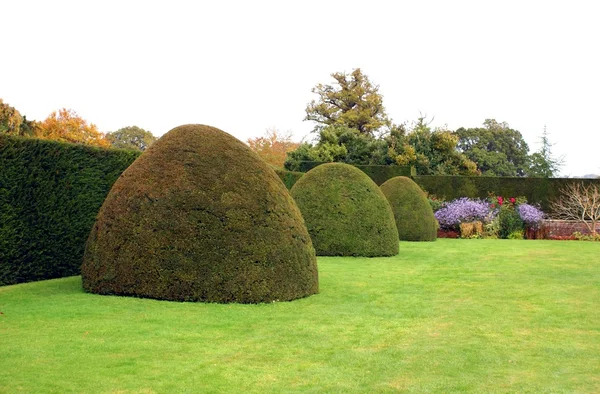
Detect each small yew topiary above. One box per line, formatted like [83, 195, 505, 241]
[290, 163, 399, 256]
[380, 176, 438, 241]
[81, 124, 318, 304]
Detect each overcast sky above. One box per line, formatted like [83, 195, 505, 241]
[3, 0, 599, 176]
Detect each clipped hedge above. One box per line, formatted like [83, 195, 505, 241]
[380, 176, 438, 241]
[290, 163, 399, 257]
[0, 134, 140, 286]
[294, 161, 414, 186]
[412, 175, 600, 214]
[82, 124, 318, 304]
[270, 165, 304, 189]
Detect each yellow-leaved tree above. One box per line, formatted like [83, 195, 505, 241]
[37, 108, 110, 148]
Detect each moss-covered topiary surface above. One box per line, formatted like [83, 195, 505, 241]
[380, 176, 438, 241]
[81, 124, 318, 304]
[290, 163, 399, 257]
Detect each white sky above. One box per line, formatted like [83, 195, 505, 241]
[3, 0, 599, 176]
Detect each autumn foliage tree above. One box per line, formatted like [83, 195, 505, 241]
[36, 108, 110, 148]
[247, 128, 299, 168]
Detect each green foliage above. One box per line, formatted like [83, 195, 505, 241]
[0, 134, 140, 286]
[391, 117, 479, 176]
[507, 230, 525, 239]
[285, 162, 413, 186]
[106, 125, 157, 151]
[290, 163, 399, 256]
[81, 124, 318, 304]
[269, 164, 304, 189]
[572, 232, 600, 242]
[456, 119, 530, 176]
[305, 68, 392, 136]
[284, 125, 392, 170]
[498, 208, 524, 239]
[380, 176, 438, 241]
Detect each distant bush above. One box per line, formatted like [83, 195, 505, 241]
[380, 176, 437, 241]
[291, 163, 399, 256]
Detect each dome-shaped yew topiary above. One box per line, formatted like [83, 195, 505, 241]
[380, 176, 438, 241]
[290, 163, 399, 257]
[81, 124, 318, 304]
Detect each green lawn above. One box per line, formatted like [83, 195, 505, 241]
[1, 239, 599, 393]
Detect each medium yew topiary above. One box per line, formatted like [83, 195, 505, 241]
[81, 124, 318, 304]
[380, 176, 438, 241]
[290, 163, 399, 257]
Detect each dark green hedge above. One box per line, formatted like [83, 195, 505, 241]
[270, 165, 305, 189]
[294, 161, 414, 186]
[380, 176, 438, 241]
[0, 135, 140, 286]
[412, 175, 600, 213]
[82, 125, 318, 304]
[290, 163, 399, 257]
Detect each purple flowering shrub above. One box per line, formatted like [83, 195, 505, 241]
[435, 197, 495, 231]
[517, 203, 544, 230]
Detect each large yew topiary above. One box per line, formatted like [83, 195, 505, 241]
[290, 163, 399, 257]
[81, 124, 318, 304]
[380, 176, 438, 241]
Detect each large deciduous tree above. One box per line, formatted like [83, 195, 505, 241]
[455, 119, 530, 177]
[305, 68, 392, 136]
[106, 126, 156, 151]
[247, 128, 300, 168]
[391, 117, 479, 176]
[37, 108, 110, 148]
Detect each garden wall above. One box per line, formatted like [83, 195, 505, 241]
[0, 135, 140, 285]
[540, 220, 596, 238]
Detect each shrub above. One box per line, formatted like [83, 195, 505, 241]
[0, 135, 139, 286]
[380, 176, 438, 241]
[81, 124, 319, 304]
[460, 221, 483, 239]
[498, 208, 524, 239]
[290, 163, 399, 256]
[434, 197, 494, 231]
[517, 203, 544, 230]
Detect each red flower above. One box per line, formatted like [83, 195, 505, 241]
[510, 197, 516, 204]
[497, 196, 503, 205]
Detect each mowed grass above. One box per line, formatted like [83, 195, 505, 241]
[1, 239, 599, 393]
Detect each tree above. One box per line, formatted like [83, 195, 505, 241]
[391, 117, 479, 176]
[106, 126, 157, 151]
[284, 124, 392, 171]
[36, 108, 110, 148]
[551, 182, 600, 236]
[305, 68, 393, 136]
[247, 128, 300, 168]
[0, 99, 37, 136]
[527, 126, 564, 177]
[455, 119, 530, 176]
